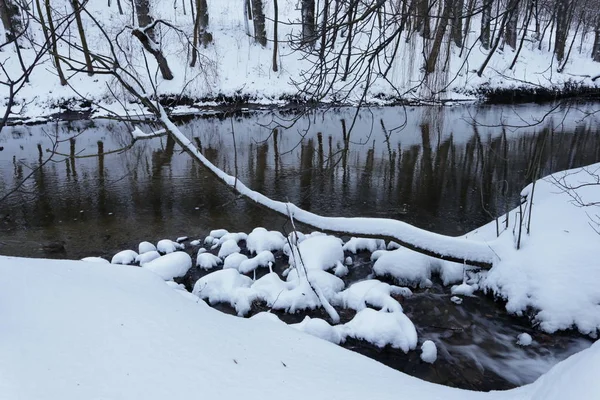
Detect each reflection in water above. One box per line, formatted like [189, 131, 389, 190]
[1, 105, 600, 259]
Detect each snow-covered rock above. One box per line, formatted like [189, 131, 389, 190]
[157, 239, 183, 254]
[138, 241, 157, 254]
[246, 227, 286, 254]
[111, 250, 138, 265]
[451, 283, 478, 297]
[135, 250, 161, 264]
[223, 252, 249, 270]
[291, 316, 343, 344]
[334, 280, 411, 313]
[517, 333, 533, 347]
[142, 252, 192, 280]
[342, 237, 386, 253]
[341, 308, 418, 352]
[218, 239, 241, 259]
[421, 340, 437, 364]
[373, 247, 433, 287]
[192, 269, 255, 316]
[196, 252, 222, 270]
[238, 250, 274, 274]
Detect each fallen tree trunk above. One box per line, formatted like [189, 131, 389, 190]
[133, 105, 497, 269]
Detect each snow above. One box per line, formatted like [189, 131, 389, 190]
[421, 341, 438, 364]
[196, 252, 222, 270]
[246, 227, 286, 254]
[218, 239, 242, 258]
[156, 239, 183, 254]
[451, 283, 478, 297]
[373, 247, 434, 287]
[451, 296, 464, 305]
[343, 237, 386, 253]
[477, 164, 600, 335]
[111, 250, 138, 265]
[135, 250, 161, 264]
[81, 257, 109, 264]
[291, 316, 343, 345]
[292, 235, 344, 272]
[2, 256, 600, 400]
[334, 280, 411, 313]
[176, 236, 188, 243]
[341, 308, 418, 352]
[142, 252, 192, 280]
[223, 252, 249, 270]
[192, 268, 255, 315]
[517, 333, 534, 347]
[190, 240, 201, 246]
[209, 229, 229, 239]
[138, 241, 157, 254]
[216, 232, 248, 245]
[238, 250, 275, 274]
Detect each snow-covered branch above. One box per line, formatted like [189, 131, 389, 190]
[132, 106, 498, 269]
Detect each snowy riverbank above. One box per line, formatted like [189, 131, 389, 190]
[2, 0, 600, 121]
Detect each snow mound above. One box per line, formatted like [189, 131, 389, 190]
[334, 280, 411, 313]
[81, 257, 109, 264]
[517, 333, 533, 346]
[142, 252, 192, 280]
[292, 235, 344, 272]
[111, 250, 138, 265]
[342, 237, 386, 253]
[196, 252, 222, 270]
[373, 247, 433, 287]
[421, 341, 438, 363]
[291, 316, 343, 344]
[138, 241, 157, 254]
[216, 232, 248, 245]
[451, 283, 478, 297]
[218, 239, 241, 258]
[238, 250, 275, 274]
[209, 229, 228, 239]
[192, 269, 255, 316]
[223, 252, 249, 270]
[135, 250, 161, 264]
[190, 240, 201, 246]
[157, 239, 183, 254]
[246, 227, 286, 254]
[249, 312, 284, 324]
[341, 308, 418, 352]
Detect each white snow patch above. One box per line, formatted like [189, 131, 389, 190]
[291, 316, 343, 344]
[111, 250, 138, 265]
[142, 252, 192, 280]
[138, 241, 157, 254]
[135, 250, 161, 264]
[157, 239, 183, 254]
[81, 257, 110, 264]
[342, 237, 386, 253]
[421, 340, 438, 364]
[192, 269, 255, 316]
[218, 239, 241, 259]
[517, 333, 533, 347]
[238, 251, 275, 274]
[246, 227, 286, 254]
[196, 252, 222, 270]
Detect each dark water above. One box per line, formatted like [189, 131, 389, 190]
[2, 104, 599, 259]
[1, 104, 598, 390]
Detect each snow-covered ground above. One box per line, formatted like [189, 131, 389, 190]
[1, 0, 599, 120]
[1, 255, 599, 399]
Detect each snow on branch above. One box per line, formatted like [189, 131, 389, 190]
[131, 106, 498, 269]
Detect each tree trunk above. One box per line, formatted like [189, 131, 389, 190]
[131, 29, 174, 80]
[70, 0, 94, 75]
[480, 0, 492, 49]
[417, 0, 431, 38]
[593, 16, 600, 62]
[425, 0, 450, 74]
[554, 0, 571, 62]
[505, 0, 519, 49]
[0, 0, 20, 43]
[135, 0, 153, 28]
[44, 0, 68, 86]
[251, 0, 267, 46]
[451, 0, 464, 48]
[272, 0, 278, 71]
[190, 0, 211, 67]
[301, 0, 316, 47]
